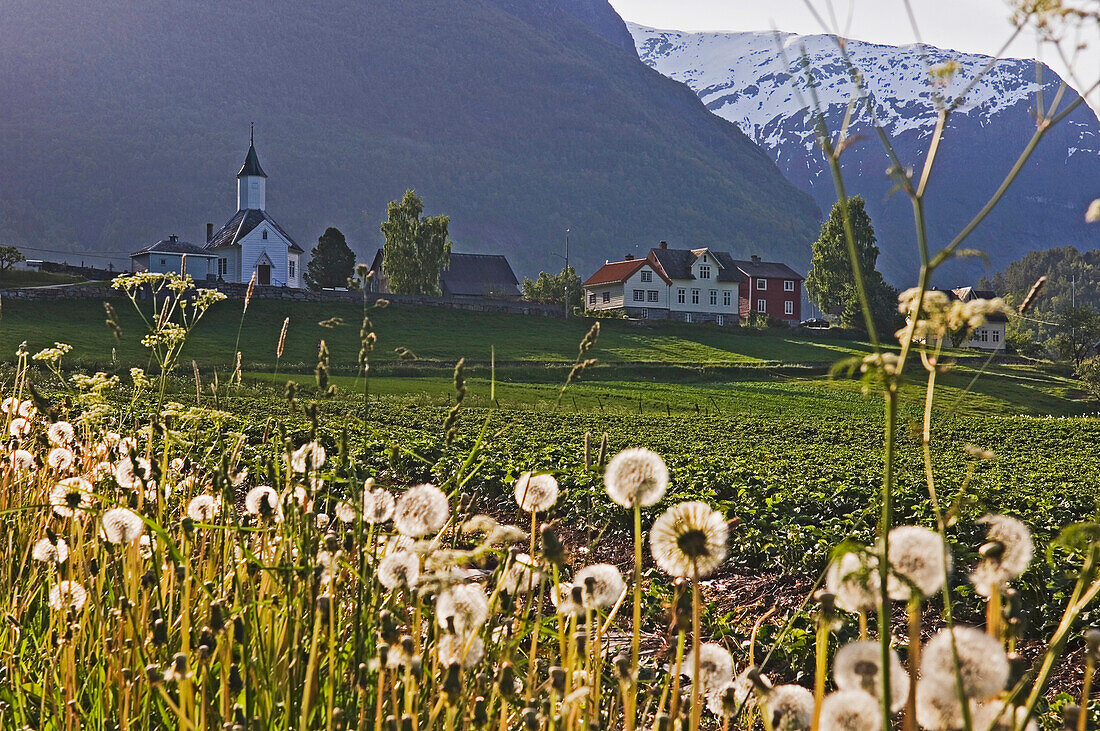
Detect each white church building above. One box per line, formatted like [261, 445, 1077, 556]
[201, 131, 303, 287]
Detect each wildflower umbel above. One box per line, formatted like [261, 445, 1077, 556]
[649, 501, 729, 578]
[604, 448, 669, 509]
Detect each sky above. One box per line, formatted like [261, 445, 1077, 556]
[608, 0, 1100, 108]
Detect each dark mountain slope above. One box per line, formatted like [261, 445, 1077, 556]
[0, 0, 819, 278]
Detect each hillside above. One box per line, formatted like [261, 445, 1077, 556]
[630, 26, 1100, 285]
[982, 245, 1100, 327]
[0, 0, 820, 280]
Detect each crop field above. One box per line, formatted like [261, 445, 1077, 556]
[4, 286, 1099, 728]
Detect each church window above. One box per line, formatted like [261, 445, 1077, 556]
[262, 229, 268, 240]
[289, 260, 296, 278]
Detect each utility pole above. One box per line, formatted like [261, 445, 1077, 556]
[564, 228, 571, 319]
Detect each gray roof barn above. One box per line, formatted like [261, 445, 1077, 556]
[368, 249, 520, 298]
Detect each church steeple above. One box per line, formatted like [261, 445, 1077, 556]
[236, 124, 267, 210]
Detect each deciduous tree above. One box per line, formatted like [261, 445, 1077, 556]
[380, 190, 453, 296]
[1048, 304, 1100, 368]
[521, 266, 582, 310]
[0, 246, 25, 271]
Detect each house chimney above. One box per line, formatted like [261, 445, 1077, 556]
[169, 234, 178, 244]
[206, 222, 214, 243]
[659, 240, 668, 250]
[624, 253, 635, 260]
[750, 254, 761, 265]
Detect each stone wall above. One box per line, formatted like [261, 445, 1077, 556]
[0, 280, 564, 318]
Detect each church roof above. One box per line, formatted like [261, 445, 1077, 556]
[237, 142, 267, 178]
[131, 235, 217, 258]
[205, 209, 303, 253]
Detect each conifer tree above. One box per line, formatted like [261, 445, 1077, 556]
[305, 227, 356, 291]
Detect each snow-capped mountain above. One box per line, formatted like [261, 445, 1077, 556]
[630, 24, 1100, 284]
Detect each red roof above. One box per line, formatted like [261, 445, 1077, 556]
[584, 255, 672, 286]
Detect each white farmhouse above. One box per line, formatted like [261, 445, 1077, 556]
[202, 131, 304, 287]
[583, 242, 740, 326]
[953, 286, 1008, 351]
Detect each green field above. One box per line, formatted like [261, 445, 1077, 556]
[0, 269, 85, 288]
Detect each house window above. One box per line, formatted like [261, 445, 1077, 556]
[262, 229, 268, 240]
[160, 258, 167, 266]
[640, 270, 652, 282]
[757, 299, 767, 313]
[633, 290, 644, 302]
[218, 258, 228, 277]
[784, 301, 794, 315]
[756, 278, 767, 290]
[784, 280, 795, 292]
[992, 330, 1000, 342]
[691, 289, 700, 305]
[709, 290, 717, 305]
[723, 290, 731, 306]
[677, 289, 686, 304]
[647, 290, 659, 302]
[716, 315, 724, 326]
[981, 330, 988, 342]
[602, 291, 610, 303]
[289, 260, 296, 278]
[699, 265, 711, 279]
[640, 308, 649, 318]
[589, 293, 597, 306]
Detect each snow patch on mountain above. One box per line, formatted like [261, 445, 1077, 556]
[630, 24, 1055, 151]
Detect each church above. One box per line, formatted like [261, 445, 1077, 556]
[130, 131, 304, 287]
[202, 130, 303, 288]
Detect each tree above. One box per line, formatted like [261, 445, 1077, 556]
[305, 227, 356, 290]
[521, 266, 582, 310]
[806, 196, 897, 334]
[1048, 304, 1100, 368]
[1078, 356, 1100, 400]
[380, 190, 453, 296]
[0, 246, 25, 271]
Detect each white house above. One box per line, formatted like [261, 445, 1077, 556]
[583, 242, 741, 326]
[202, 131, 304, 287]
[131, 235, 217, 279]
[953, 286, 1008, 351]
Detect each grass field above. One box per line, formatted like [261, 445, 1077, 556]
[0, 269, 85, 288]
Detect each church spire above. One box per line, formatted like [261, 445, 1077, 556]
[237, 125, 267, 179]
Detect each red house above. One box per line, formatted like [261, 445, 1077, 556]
[730, 255, 804, 322]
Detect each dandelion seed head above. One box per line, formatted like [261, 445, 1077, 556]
[970, 702, 1037, 731]
[970, 514, 1033, 597]
[50, 477, 93, 517]
[818, 690, 881, 731]
[394, 484, 449, 538]
[363, 486, 395, 524]
[437, 634, 484, 668]
[9, 417, 30, 438]
[18, 399, 36, 419]
[186, 494, 220, 523]
[915, 680, 964, 731]
[32, 537, 69, 564]
[574, 563, 625, 610]
[101, 507, 144, 544]
[825, 551, 880, 614]
[920, 626, 1009, 700]
[886, 525, 951, 600]
[245, 485, 281, 518]
[170, 457, 186, 474]
[833, 641, 908, 712]
[706, 669, 756, 719]
[1, 396, 18, 414]
[682, 643, 734, 695]
[498, 553, 542, 595]
[47, 447, 75, 472]
[765, 685, 814, 731]
[10, 449, 35, 471]
[435, 583, 489, 636]
[48, 581, 87, 612]
[47, 421, 75, 446]
[282, 485, 311, 513]
[315, 513, 330, 530]
[334, 500, 357, 523]
[378, 551, 420, 590]
[552, 581, 585, 616]
[513, 472, 559, 513]
[604, 448, 669, 508]
[138, 533, 156, 560]
[291, 441, 326, 473]
[649, 501, 729, 578]
[113, 458, 151, 489]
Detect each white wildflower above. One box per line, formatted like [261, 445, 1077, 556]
[377, 551, 420, 590]
[48, 581, 88, 612]
[31, 537, 69, 564]
[764, 685, 814, 731]
[47, 421, 75, 446]
[886, 525, 951, 601]
[682, 642, 734, 695]
[970, 514, 1033, 597]
[101, 507, 144, 544]
[818, 690, 881, 731]
[604, 447, 668, 508]
[394, 484, 450, 538]
[649, 501, 729, 578]
[920, 626, 1009, 700]
[186, 494, 221, 523]
[574, 563, 626, 611]
[826, 550, 880, 614]
[291, 441, 326, 473]
[833, 640, 909, 712]
[513, 472, 559, 513]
